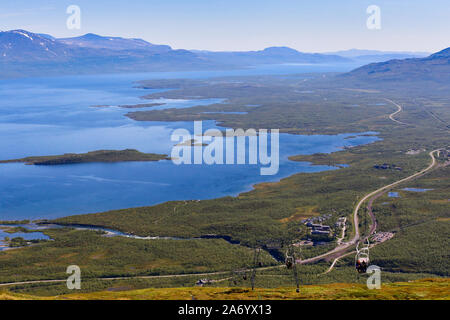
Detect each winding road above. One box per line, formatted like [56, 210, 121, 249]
[355, 148, 438, 238]
[385, 98, 408, 125]
[320, 148, 441, 272]
[316, 98, 442, 273]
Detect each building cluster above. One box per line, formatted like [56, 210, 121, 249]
[373, 163, 403, 171]
[371, 232, 395, 243]
[307, 223, 331, 235]
[301, 213, 334, 236]
[438, 149, 450, 160]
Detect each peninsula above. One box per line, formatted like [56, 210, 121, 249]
[0, 149, 169, 165]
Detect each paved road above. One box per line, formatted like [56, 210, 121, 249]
[352, 148, 439, 241]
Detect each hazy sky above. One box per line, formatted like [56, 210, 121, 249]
[0, 0, 448, 52]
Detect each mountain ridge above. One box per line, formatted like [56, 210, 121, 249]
[58, 33, 173, 52]
[345, 46, 450, 82]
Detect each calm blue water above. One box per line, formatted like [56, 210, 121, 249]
[0, 225, 50, 251]
[388, 192, 400, 198]
[401, 188, 433, 192]
[0, 64, 379, 220]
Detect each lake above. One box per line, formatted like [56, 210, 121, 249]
[0, 225, 50, 251]
[0, 63, 380, 220]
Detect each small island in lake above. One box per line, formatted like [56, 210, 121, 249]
[0, 149, 169, 165]
[175, 139, 208, 147]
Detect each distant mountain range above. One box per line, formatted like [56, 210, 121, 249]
[0, 29, 447, 80]
[325, 49, 429, 64]
[0, 29, 350, 78]
[0, 30, 195, 63]
[0, 30, 213, 78]
[58, 33, 173, 53]
[192, 46, 350, 65]
[345, 47, 450, 82]
[0, 29, 349, 63]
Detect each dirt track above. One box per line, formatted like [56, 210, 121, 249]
[385, 98, 408, 125]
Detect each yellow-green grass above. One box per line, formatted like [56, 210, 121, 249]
[2, 278, 448, 300]
[279, 206, 320, 224]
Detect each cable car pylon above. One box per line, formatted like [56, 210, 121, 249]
[285, 245, 300, 293]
